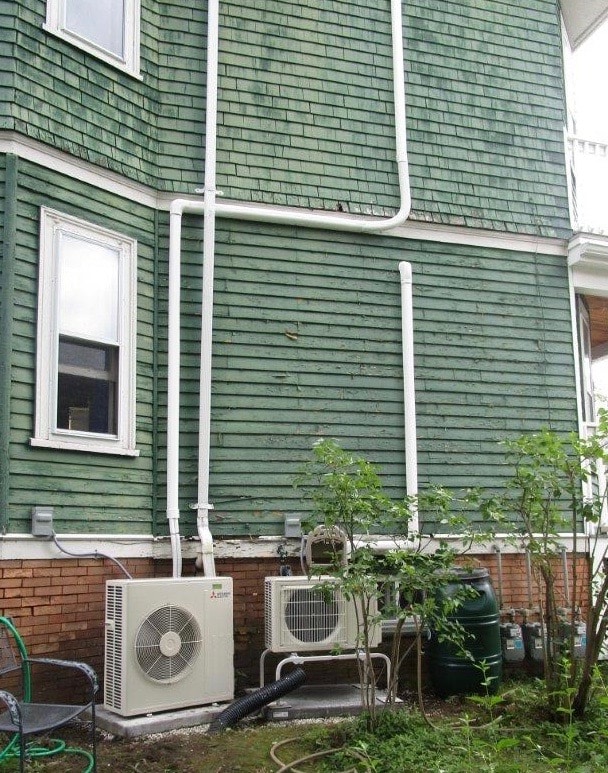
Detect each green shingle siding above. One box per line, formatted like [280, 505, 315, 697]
[4, 1, 570, 236]
[5, 161, 157, 534]
[1, 1, 579, 538]
[404, 0, 569, 236]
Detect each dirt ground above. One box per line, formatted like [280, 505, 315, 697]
[0, 691, 461, 772]
[0, 708, 352, 773]
[1, 715, 339, 772]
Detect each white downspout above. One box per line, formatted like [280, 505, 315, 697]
[194, 0, 221, 578]
[167, 0, 413, 577]
[354, 261, 418, 555]
[167, 202, 185, 578]
[400, 261, 418, 531]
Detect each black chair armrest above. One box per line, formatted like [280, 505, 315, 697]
[0, 689, 22, 728]
[26, 658, 99, 694]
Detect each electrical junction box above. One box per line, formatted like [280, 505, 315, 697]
[500, 623, 525, 662]
[31, 506, 54, 537]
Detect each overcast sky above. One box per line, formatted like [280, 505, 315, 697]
[572, 20, 608, 141]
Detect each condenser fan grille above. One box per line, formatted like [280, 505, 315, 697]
[135, 605, 202, 683]
[284, 587, 340, 643]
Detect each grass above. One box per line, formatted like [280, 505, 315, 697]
[2, 679, 608, 771]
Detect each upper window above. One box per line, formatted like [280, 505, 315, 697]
[44, 0, 141, 77]
[33, 208, 138, 456]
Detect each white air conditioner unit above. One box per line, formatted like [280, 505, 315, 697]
[104, 577, 234, 717]
[264, 575, 380, 653]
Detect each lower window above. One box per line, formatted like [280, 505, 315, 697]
[32, 208, 138, 455]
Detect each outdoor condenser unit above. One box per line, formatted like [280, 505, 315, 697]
[104, 577, 234, 717]
[264, 575, 381, 653]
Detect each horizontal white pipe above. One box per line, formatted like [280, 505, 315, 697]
[167, 0, 412, 576]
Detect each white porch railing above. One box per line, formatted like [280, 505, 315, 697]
[567, 134, 608, 233]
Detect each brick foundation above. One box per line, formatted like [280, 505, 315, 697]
[0, 551, 590, 704]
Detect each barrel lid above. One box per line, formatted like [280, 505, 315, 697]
[451, 567, 490, 581]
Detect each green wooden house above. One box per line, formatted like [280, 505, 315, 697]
[1, 0, 607, 683]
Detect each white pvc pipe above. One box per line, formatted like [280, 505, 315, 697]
[167, 0, 413, 577]
[193, 0, 221, 578]
[167, 206, 184, 578]
[400, 261, 419, 530]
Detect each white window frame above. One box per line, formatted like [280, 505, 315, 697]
[32, 208, 138, 456]
[44, 0, 141, 78]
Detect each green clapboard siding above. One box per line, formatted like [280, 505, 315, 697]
[1, 1, 578, 538]
[6, 161, 158, 534]
[149, 217, 577, 537]
[5, 1, 570, 235]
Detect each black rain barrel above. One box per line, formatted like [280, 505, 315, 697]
[429, 568, 502, 698]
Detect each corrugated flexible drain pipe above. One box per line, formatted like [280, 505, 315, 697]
[207, 667, 307, 733]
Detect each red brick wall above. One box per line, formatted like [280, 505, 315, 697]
[0, 551, 591, 704]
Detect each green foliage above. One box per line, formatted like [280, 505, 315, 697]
[314, 680, 608, 772]
[478, 412, 608, 719]
[296, 439, 496, 729]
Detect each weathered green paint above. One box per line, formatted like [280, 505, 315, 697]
[0, 153, 17, 531]
[6, 160, 157, 534]
[3, 1, 570, 236]
[1, 1, 579, 538]
[2, 164, 578, 537]
[147, 218, 576, 538]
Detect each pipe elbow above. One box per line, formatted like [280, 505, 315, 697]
[170, 199, 190, 216]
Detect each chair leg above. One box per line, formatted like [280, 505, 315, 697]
[18, 733, 25, 773]
[91, 703, 97, 772]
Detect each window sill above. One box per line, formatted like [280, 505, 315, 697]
[43, 26, 143, 81]
[30, 437, 140, 457]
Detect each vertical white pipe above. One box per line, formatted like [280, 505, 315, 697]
[399, 261, 418, 531]
[195, 0, 220, 577]
[169, 0, 414, 575]
[167, 204, 185, 578]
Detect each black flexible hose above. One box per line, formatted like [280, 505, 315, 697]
[208, 667, 306, 733]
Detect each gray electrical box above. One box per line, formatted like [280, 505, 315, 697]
[558, 620, 587, 660]
[500, 622, 525, 662]
[284, 514, 302, 538]
[522, 622, 545, 662]
[31, 506, 54, 537]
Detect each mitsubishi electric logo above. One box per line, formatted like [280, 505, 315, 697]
[210, 584, 231, 599]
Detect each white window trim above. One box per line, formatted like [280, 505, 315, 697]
[44, 0, 142, 79]
[32, 208, 139, 456]
[569, 234, 608, 530]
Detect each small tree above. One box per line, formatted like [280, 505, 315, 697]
[489, 412, 608, 718]
[297, 439, 484, 730]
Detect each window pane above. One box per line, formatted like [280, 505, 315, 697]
[65, 0, 125, 58]
[57, 338, 118, 434]
[58, 233, 119, 343]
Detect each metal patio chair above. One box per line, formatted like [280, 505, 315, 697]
[0, 615, 98, 772]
